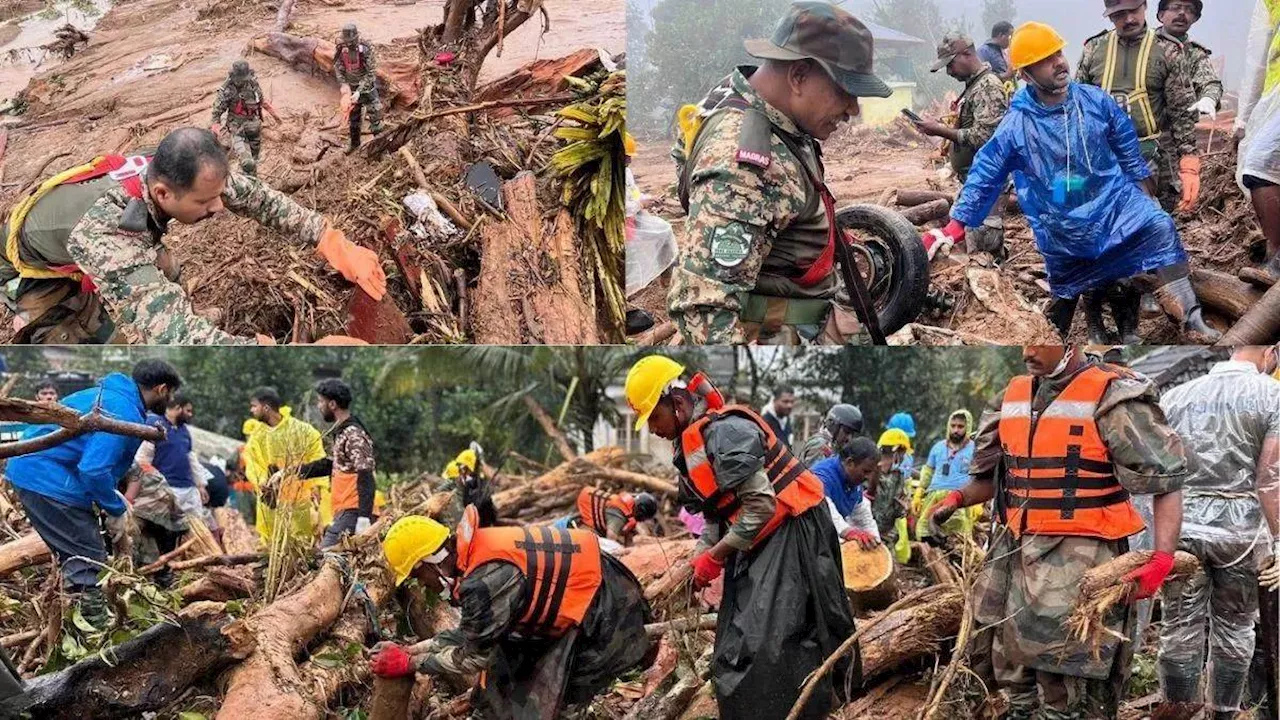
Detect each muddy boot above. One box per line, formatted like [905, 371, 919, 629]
[1110, 284, 1143, 345]
[74, 587, 113, 631]
[369, 121, 384, 135]
[346, 130, 361, 154]
[1239, 255, 1280, 289]
[1155, 276, 1222, 343]
[1151, 702, 1202, 720]
[1082, 290, 1114, 344]
[1044, 296, 1079, 341]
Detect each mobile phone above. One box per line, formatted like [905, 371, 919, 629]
[901, 108, 924, 123]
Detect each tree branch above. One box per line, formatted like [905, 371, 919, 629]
[0, 399, 163, 459]
[522, 395, 577, 462]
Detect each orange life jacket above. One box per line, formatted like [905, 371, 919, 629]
[680, 405, 825, 549]
[456, 524, 603, 639]
[576, 487, 637, 536]
[998, 365, 1145, 540]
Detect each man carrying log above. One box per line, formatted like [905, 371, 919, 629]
[294, 379, 377, 549]
[925, 345, 1187, 720]
[811, 435, 881, 548]
[796, 402, 863, 465]
[559, 486, 658, 546]
[371, 511, 652, 719]
[0, 127, 385, 344]
[1155, 345, 1280, 719]
[5, 359, 182, 629]
[666, 2, 894, 344]
[935, 22, 1218, 344]
[624, 354, 856, 719]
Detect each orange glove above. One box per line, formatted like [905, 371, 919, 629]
[1177, 155, 1201, 213]
[316, 226, 386, 300]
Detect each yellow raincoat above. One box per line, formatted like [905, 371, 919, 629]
[243, 407, 331, 542]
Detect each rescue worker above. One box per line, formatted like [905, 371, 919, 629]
[439, 443, 496, 527]
[1156, 0, 1222, 120]
[334, 24, 383, 152]
[296, 378, 376, 548]
[797, 402, 863, 465]
[210, 60, 282, 177]
[666, 2, 894, 344]
[243, 386, 328, 543]
[1076, 0, 1201, 214]
[0, 127, 386, 344]
[936, 22, 1218, 344]
[914, 409, 976, 542]
[624, 354, 857, 719]
[925, 345, 1187, 720]
[135, 393, 218, 536]
[913, 32, 1010, 258]
[812, 436, 881, 548]
[121, 462, 188, 587]
[761, 384, 795, 447]
[4, 360, 181, 628]
[371, 510, 652, 719]
[1156, 345, 1280, 719]
[567, 487, 658, 545]
[870, 427, 912, 547]
[885, 411, 917, 475]
[1235, 0, 1280, 287]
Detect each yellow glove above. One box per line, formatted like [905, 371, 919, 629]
[316, 226, 387, 300]
[1177, 156, 1201, 213]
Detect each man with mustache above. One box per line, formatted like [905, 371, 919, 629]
[667, 2, 893, 345]
[0, 127, 386, 344]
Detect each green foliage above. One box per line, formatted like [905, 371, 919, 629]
[869, 0, 971, 107]
[1127, 650, 1159, 697]
[45, 567, 182, 673]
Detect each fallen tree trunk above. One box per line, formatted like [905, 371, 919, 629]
[899, 198, 951, 226]
[590, 466, 679, 497]
[0, 602, 248, 719]
[1192, 268, 1264, 320]
[522, 394, 577, 461]
[859, 585, 964, 678]
[1220, 279, 1280, 345]
[370, 676, 415, 720]
[0, 399, 164, 458]
[250, 33, 421, 109]
[0, 532, 49, 576]
[894, 189, 954, 208]
[178, 567, 257, 603]
[492, 447, 625, 514]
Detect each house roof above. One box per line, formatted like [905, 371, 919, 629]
[864, 20, 926, 48]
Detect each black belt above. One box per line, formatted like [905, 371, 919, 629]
[1004, 488, 1130, 511]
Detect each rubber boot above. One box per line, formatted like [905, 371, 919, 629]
[1044, 296, 1079, 341]
[75, 587, 113, 631]
[1110, 284, 1143, 345]
[1155, 276, 1222, 343]
[1240, 255, 1280, 289]
[347, 116, 361, 154]
[1082, 290, 1114, 344]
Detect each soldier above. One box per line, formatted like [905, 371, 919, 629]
[0, 127, 385, 344]
[372, 511, 652, 719]
[912, 32, 1010, 258]
[625, 355, 857, 718]
[210, 60, 282, 177]
[1076, 0, 1201, 214]
[667, 2, 893, 344]
[565, 487, 659, 546]
[797, 402, 863, 466]
[925, 345, 1187, 720]
[1156, 0, 1222, 120]
[1156, 346, 1280, 720]
[122, 462, 188, 587]
[334, 24, 383, 152]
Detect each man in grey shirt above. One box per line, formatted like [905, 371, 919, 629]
[1158, 346, 1280, 719]
[977, 21, 1014, 81]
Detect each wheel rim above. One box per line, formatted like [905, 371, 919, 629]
[845, 231, 897, 310]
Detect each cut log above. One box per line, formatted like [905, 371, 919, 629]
[645, 614, 717, 638]
[370, 676, 415, 720]
[525, 209, 599, 343]
[1192, 268, 1264, 320]
[491, 447, 625, 514]
[899, 199, 951, 226]
[0, 602, 248, 719]
[178, 566, 256, 603]
[590, 466, 679, 497]
[0, 532, 49, 576]
[841, 543, 897, 612]
[859, 585, 964, 678]
[1067, 550, 1201, 657]
[1220, 278, 1280, 345]
[895, 189, 954, 208]
[214, 507, 259, 555]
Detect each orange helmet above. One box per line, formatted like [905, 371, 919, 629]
[1009, 21, 1066, 71]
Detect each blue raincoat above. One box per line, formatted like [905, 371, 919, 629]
[952, 82, 1186, 298]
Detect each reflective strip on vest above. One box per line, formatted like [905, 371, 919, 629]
[1101, 29, 1162, 141]
[679, 405, 825, 549]
[460, 525, 603, 638]
[997, 366, 1146, 540]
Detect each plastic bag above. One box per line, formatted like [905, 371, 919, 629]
[403, 192, 458, 238]
[625, 212, 676, 298]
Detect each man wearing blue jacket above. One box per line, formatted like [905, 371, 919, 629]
[812, 436, 882, 548]
[925, 21, 1219, 344]
[5, 359, 181, 627]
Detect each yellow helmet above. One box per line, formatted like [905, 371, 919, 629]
[625, 355, 686, 431]
[623, 132, 637, 157]
[443, 448, 478, 479]
[383, 515, 450, 586]
[877, 428, 913, 453]
[1009, 21, 1066, 71]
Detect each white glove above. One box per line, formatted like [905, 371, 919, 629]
[1190, 97, 1217, 120]
[922, 229, 954, 261]
[469, 441, 484, 459]
[355, 516, 372, 534]
[1263, 541, 1280, 592]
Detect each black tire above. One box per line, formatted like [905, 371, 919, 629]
[835, 203, 931, 335]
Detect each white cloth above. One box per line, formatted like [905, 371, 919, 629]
[171, 485, 218, 531]
[825, 496, 880, 540]
[1237, 0, 1280, 190]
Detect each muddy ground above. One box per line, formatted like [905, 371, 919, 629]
[629, 114, 1259, 346]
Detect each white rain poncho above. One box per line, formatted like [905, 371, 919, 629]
[1237, 0, 1280, 190]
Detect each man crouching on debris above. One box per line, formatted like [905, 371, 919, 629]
[0, 127, 386, 344]
[625, 354, 857, 719]
[925, 22, 1219, 344]
[4, 359, 181, 630]
[371, 510, 652, 720]
[923, 345, 1186, 720]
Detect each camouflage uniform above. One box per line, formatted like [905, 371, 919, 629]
[1163, 30, 1223, 109]
[4, 169, 324, 344]
[968, 361, 1187, 719]
[333, 29, 383, 148]
[869, 464, 906, 545]
[122, 463, 187, 575]
[1077, 26, 1199, 211]
[949, 64, 1010, 254]
[1156, 361, 1280, 714]
[667, 68, 862, 345]
[797, 426, 834, 466]
[211, 65, 269, 176]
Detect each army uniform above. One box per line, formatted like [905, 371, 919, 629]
[0, 161, 324, 344]
[797, 426, 834, 466]
[1077, 25, 1198, 210]
[1164, 30, 1223, 111]
[333, 30, 383, 150]
[968, 361, 1187, 720]
[211, 66, 270, 176]
[122, 463, 188, 578]
[869, 463, 905, 546]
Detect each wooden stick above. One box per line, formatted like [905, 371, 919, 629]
[0, 399, 163, 459]
[169, 552, 267, 572]
[645, 614, 716, 638]
[590, 466, 679, 497]
[139, 537, 197, 574]
[0, 629, 38, 648]
[430, 192, 472, 231]
[397, 146, 430, 189]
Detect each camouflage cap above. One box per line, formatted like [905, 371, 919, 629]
[744, 1, 892, 98]
[930, 31, 974, 72]
[341, 23, 358, 38]
[1103, 0, 1146, 16]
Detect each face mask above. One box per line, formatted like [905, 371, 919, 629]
[1046, 348, 1075, 378]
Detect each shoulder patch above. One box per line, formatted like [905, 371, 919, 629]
[118, 198, 150, 234]
[735, 109, 774, 170]
[1186, 39, 1209, 54]
[1084, 29, 1110, 44]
